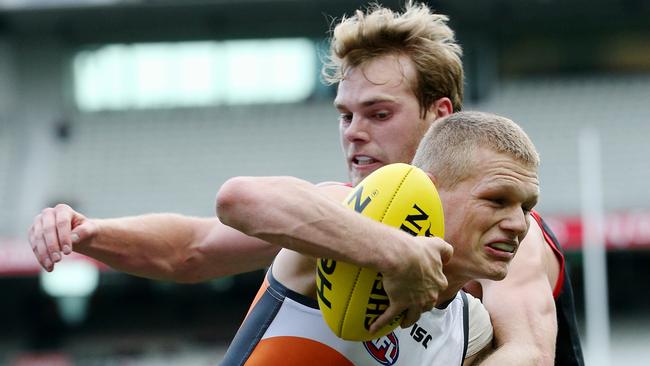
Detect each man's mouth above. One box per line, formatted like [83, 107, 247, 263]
[353, 155, 378, 166]
[487, 242, 517, 253]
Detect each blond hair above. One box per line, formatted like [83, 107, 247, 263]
[412, 111, 540, 188]
[322, 1, 464, 116]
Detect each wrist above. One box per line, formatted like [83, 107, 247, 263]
[363, 225, 407, 274]
[73, 218, 103, 251]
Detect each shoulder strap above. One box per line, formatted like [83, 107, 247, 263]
[460, 291, 469, 363]
[530, 210, 566, 298]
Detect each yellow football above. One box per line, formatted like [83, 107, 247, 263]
[316, 163, 445, 341]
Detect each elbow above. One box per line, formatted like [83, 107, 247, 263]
[172, 241, 217, 284]
[216, 177, 241, 219]
[216, 177, 247, 227]
[173, 257, 208, 284]
[215, 177, 259, 233]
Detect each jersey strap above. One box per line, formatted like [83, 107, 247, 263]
[460, 291, 469, 362]
[530, 210, 566, 299]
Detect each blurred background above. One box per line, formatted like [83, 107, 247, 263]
[1, 0, 649, 365]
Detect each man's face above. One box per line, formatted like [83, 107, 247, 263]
[438, 147, 540, 283]
[334, 55, 436, 185]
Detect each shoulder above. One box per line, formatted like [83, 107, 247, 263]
[315, 181, 349, 187]
[465, 292, 493, 358]
[520, 214, 561, 289]
[316, 181, 353, 201]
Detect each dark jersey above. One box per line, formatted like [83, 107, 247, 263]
[531, 210, 584, 366]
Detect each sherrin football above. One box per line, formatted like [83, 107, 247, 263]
[316, 163, 445, 341]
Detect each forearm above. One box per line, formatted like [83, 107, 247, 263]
[477, 285, 556, 366]
[216, 176, 400, 272]
[77, 214, 216, 282]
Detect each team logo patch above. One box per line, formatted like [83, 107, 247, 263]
[363, 332, 399, 365]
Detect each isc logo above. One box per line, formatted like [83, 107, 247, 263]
[409, 322, 433, 349]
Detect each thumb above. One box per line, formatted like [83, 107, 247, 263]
[70, 222, 95, 247]
[70, 231, 81, 245]
[369, 305, 403, 335]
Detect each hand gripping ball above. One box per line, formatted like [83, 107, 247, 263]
[316, 163, 445, 341]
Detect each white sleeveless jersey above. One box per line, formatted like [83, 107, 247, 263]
[220, 269, 484, 366]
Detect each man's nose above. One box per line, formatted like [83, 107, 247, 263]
[343, 116, 371, 143]
[501, 207, 529, 239]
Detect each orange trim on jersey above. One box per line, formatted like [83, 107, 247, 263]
[244, 336, 354, 366]
[531, 210, 565, 299]
[244, 275, 270, 320]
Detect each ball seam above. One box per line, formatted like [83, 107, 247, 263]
[340, 266, 363, 337]
[342, 165, 413, 338]
[379, 165, 413, 223]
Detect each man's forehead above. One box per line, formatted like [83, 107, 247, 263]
[344, 55, 416, 86]
[468, 150, 539, 190]
[473, 167, 540, 200]
[334, 60, 416, 108]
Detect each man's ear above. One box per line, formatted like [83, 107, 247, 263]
[428, 97, 453, 120]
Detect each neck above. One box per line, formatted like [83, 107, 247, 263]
[436, 274, 471, 307]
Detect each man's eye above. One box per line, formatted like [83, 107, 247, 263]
[489, 198, 506, 207]
[339, 114, 352, 123]
[374, 111, 390, 120]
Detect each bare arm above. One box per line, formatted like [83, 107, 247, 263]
[216, 176, 453, 332]
[476, 220, 558, 365]
[28, 205, 279, 283]
[464, 345, 493, 366]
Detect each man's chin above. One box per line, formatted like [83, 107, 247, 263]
[349, 171, 364, 186]
[487, 265, 510, 281]
[350, 167, 381, 185]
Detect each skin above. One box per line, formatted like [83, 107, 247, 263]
[334, 55, 558, 364]
[334, 54, 451, 185]
[27, 53, 454, 332]
[217, 177, 452, 333]
[437, 148, 539, 291]
[27, 54, 559, 364]
[216, 146, 540, 365]
[475, 221, 559, 365]
[28, 210, 279, 283]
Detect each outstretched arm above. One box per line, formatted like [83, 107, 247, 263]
[28, 205, 279, 283]
[216, 175, 453, 332]
[476, 220, 558, 365]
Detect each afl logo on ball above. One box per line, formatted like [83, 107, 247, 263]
[363, 332, 399, 365]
